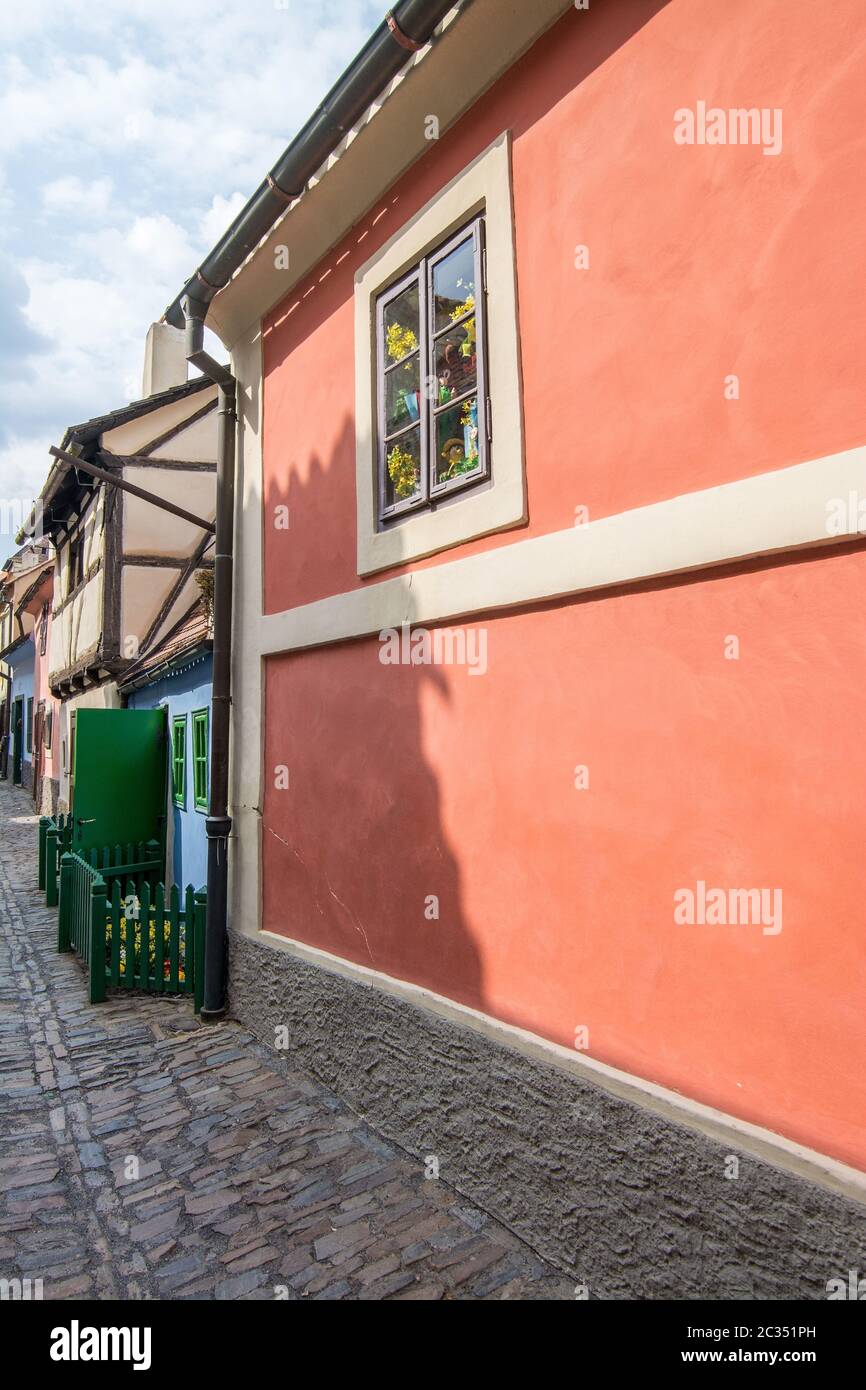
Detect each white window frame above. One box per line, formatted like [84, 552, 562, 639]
[354, 131, 526, 576]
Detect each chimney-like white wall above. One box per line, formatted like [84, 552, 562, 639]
[142, 322, 187, 398]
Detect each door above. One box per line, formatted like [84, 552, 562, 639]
[69, 709, 76, 805]
[71, 708, 167, 856]
[12, 698, 23, 785]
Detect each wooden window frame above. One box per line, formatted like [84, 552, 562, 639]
[26, 697, 33, 754]
[67, 533, 85, 596]
[172, 715, 187, 809]
[44, 705, 53, 752]
[376, 216, 489, 527]
[191, 709, 209, 813]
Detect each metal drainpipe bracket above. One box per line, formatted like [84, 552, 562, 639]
[205, 815, 232, 839]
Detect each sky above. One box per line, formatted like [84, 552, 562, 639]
[0, 0, 383, 551]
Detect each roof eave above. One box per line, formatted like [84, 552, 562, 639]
[191, 0, 574, 349]
[119, 639, 213, 695]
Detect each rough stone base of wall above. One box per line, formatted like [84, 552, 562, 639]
[20, 762, 33, 793]
[228, 928, 866, 1299]
[36, 776, 59, 817]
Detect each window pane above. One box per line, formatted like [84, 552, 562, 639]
[432, 236, 475, 334]
[433, 318, 476, 403]
[435, 398, 480, 486]
[192, 713, 208, 808]
[384, 427, 422, 507]
[383, 283, 420, 364]
[385, 356, 421, 435]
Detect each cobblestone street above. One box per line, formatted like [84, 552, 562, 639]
[0, 783, 570, 1301]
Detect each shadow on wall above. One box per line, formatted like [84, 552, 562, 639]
[260, 418, 484, 1010]
[253, 0, 672, 1021]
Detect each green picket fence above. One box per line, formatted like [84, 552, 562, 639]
[39, 817, 161, 908]
[57, 850, 205, 1009]
[39, 815, 73, 906]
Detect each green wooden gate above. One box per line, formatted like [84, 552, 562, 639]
[58, 850, 205, 1009]
[71, 709, 167, 860]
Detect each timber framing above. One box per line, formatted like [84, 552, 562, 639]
[101, 454, 217, 472]
[48, 642, 128, 699]
[137, 395, 218, 457]
[139, 531, 213, 655]
[121, 555, 214, 568]
[51, 557, 102, 618]
[102, 480, 122, 665]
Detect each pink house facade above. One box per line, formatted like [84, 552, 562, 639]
[171, 0, 866, 1295]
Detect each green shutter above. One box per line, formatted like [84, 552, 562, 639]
[192, 710, 209, 812]
[172, 716, 187, 808]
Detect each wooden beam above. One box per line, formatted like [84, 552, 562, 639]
[48, 445, 215, 534]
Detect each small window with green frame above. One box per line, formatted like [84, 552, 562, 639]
[192, 709, 209, 812]
[171, 715, 187, 808]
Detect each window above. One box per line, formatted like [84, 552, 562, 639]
[44, 706, 53, 752]
[377, 218, 488, 524]
[354, 133, 525, 575]
[192, 709, 209, 812]
[39, 602, 49, 656]
[171, 715, 187, 808]
[26, 697, 33, 754]
[67, 533, 84, 595]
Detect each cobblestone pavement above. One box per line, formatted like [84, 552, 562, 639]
[0, 783, 571, 1301]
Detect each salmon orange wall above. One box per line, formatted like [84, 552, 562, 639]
[261, 0, 866, 613]
[263, 545, 866, 1170]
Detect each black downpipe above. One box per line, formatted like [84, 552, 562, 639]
[183, 298, 236, 1020]
[162, 0, 459, 330]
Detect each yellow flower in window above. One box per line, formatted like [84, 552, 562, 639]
[387, 443, 418, 499]
[386, 322, 418, 362]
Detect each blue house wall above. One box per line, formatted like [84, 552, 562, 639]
[128, 652, 212, 891]
[7, 639, 35, 785]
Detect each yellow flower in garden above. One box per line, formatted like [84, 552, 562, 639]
[107, 914, 188, 983]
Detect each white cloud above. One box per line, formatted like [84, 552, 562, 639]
[0, 0, 384, 519]
[200, 192, 248, 251]
[42, 175, 114, 217]
[0, 435, 53, 550]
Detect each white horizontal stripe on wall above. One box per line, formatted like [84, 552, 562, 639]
[258, 444, 866, 655]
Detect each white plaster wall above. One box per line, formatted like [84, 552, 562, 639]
[149, 410, 216, 462]
[49, 487, 106, 674]
[101, 386, 217, 455]
[157, 574, 203, 640]
[50, 572, 104, 675]
[228, 329, 264, 947]
[120, 566, 177, 655]
[122, 470, 215, 558]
